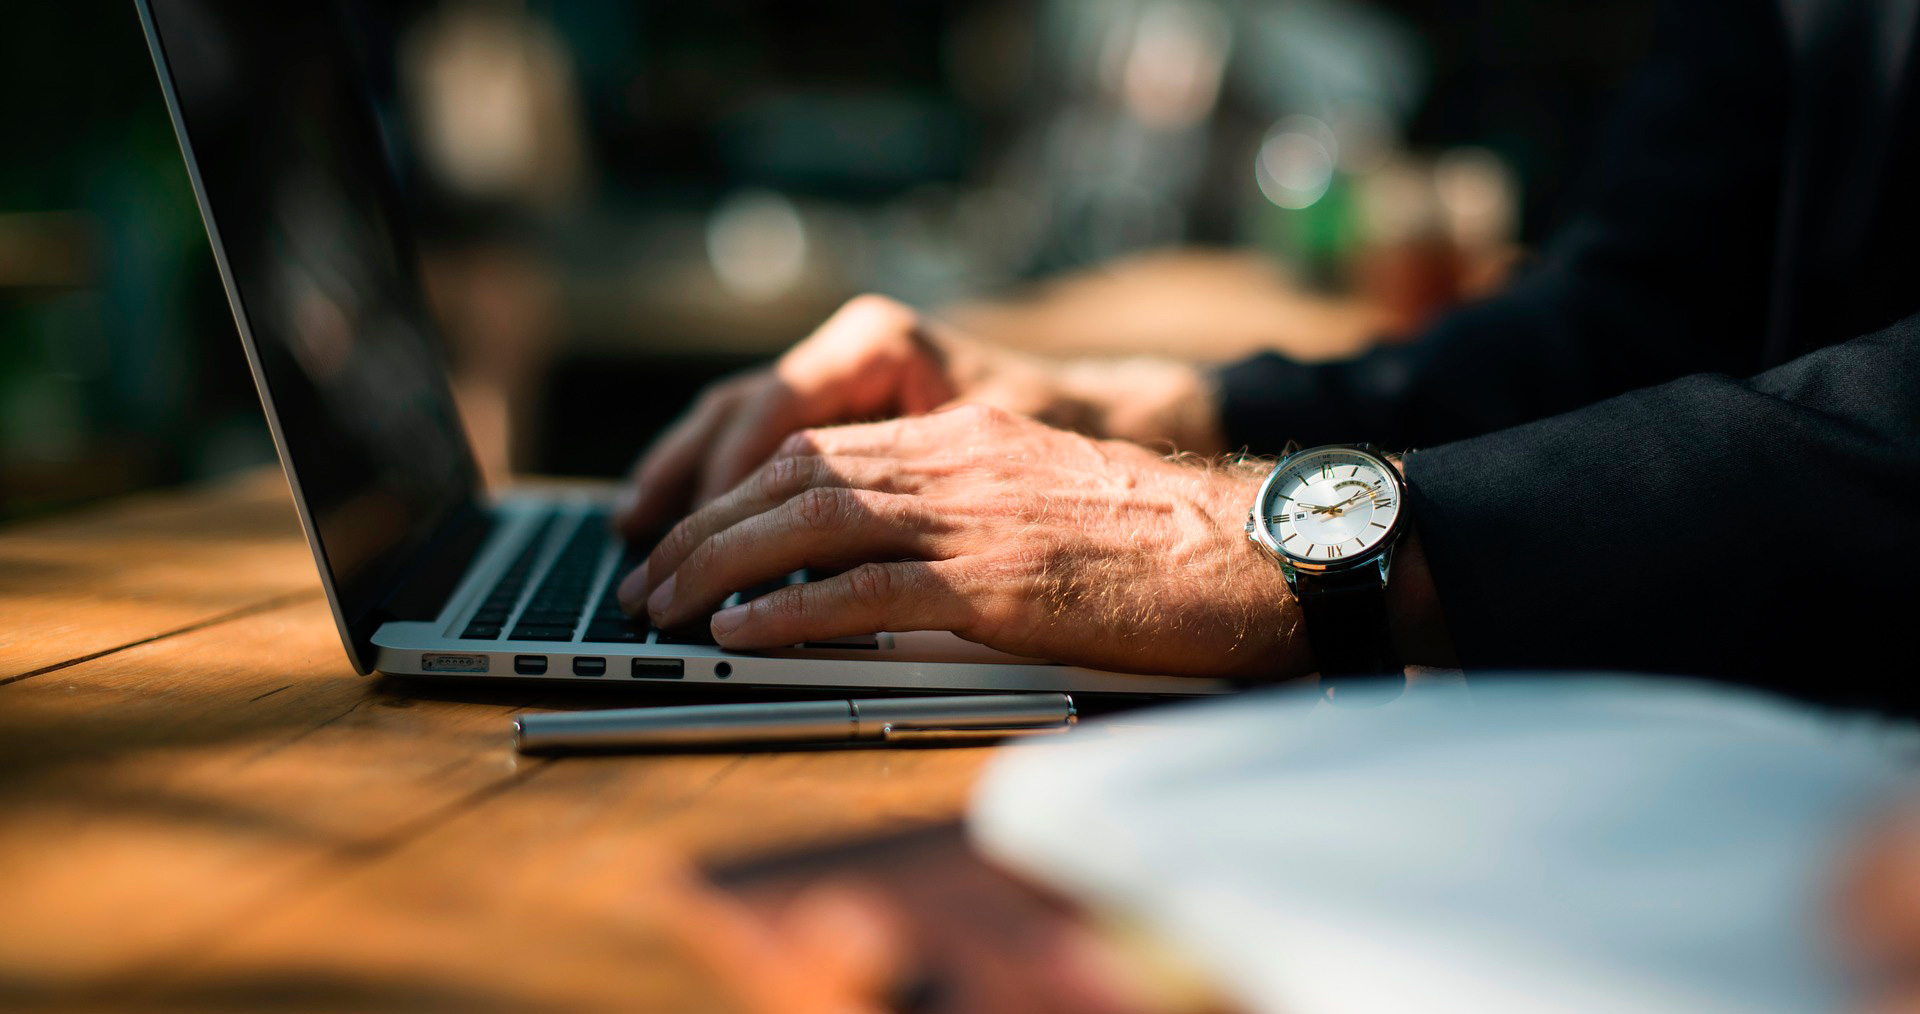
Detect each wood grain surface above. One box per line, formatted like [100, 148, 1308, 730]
[0, 472, 997, 1013]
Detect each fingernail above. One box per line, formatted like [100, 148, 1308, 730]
[646, 573, 677, 620]
[617, 562, 649, 613]
[710, 603, 749, 642]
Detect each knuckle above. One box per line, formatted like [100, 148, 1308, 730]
[653, 519, 695, 566]
[871, 490, 927, 533]
[792, 486, 852, 532]
[776, 429, 821, 459]
[953, 402, 1012, 427]
[682, 529, 726, 574]
[843, 562, 897, 604]
[840, 293, 914, 329]
[765, 584, 814, 625]
[760, 454, 820, 499]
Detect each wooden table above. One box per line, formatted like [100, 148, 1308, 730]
[0, 470, 996, 1012]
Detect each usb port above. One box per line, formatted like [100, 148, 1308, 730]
[630, 659, 685, 679]
[572, 657, 606, 677]
[514, 655, 548, 675]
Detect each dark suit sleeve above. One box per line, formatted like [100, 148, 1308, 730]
[1403, 315, 1920, 702]
[1217, 0, 1789, 452]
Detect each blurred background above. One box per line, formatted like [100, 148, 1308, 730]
[0, 0, 1655, 522]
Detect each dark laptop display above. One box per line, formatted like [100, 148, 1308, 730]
[140, 1, 481, 668]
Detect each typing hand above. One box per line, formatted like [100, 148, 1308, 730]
[612, 295, 1224, 541]
[621, 406, 1302, 679]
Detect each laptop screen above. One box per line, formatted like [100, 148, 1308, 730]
[140, 0, 482, 669]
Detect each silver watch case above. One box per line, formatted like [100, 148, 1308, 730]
[1245, 444, 1407, 584]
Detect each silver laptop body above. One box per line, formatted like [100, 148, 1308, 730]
[138, 0, 1230, 698]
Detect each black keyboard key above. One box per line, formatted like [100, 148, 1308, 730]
[655, 625, 717, 646]
[461, 624, 502, 639]
[511, 624, 577, 641]
[736, 578, 792, 603]
[464, 510, 561, 629]
[517, 609, 580, 625]
[582, 621, 647, 643]
[509, 513, 613, 636]
[803, 636, 880, 650]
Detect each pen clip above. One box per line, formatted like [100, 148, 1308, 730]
[879, 722, 1074, 742]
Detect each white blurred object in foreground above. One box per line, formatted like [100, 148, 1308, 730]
[970, 677, 1913, 1014]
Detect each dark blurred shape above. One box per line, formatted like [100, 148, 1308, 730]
[0, 1, 270, 522]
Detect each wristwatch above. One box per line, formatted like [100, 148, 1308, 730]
[1245, 444, 1406, 684]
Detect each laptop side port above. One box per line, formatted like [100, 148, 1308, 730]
[514, 655, 548, 675]
[572, 657, 606, 677]
[630, 659, 685, 679]
[421, 653, 489, 674]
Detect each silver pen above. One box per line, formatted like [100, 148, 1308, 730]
[513, 693, 1077, 753]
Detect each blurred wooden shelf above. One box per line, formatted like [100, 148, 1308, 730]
[0, 468, 995, 1012]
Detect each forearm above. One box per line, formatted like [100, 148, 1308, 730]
[1401, 316, 1920, 702]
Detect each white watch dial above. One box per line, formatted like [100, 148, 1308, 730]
[1260, 448, 1400, 563]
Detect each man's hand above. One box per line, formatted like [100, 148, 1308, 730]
[613, 295, 1226, 540]
[619, 405, 1303, 680]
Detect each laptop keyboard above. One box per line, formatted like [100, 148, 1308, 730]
[457, 508, 821, 647]
[458, 512, 558, 640]
[508, 510, 609, 641]
[582, 544, 647, 643]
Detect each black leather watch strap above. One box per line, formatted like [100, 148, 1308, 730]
[1294, 565, 1398, 678]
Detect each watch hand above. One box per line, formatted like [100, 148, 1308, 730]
[1300, 487, 1378, 517]
[1317, 490, 1372, 515]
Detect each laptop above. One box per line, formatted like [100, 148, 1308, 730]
[135, 0, 1229, 697]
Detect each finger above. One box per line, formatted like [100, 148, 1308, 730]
[632, 455, 929, 602]
[775, 294, 927, 408]
[692, 296, 941, 504]
[615, 377, 757, 539]
[708, 560, 971, 650]
[776, 403, 1014, 461]
[696, 385, 805, 505]
[643, 488, 955, 628]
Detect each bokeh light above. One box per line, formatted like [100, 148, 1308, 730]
[1255, 115, 1337, 210]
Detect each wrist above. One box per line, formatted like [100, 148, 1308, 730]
[1237, 446, 1452, 682]
[1211, 469, 1312, 681]
[1055, 357, 1227, 454]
